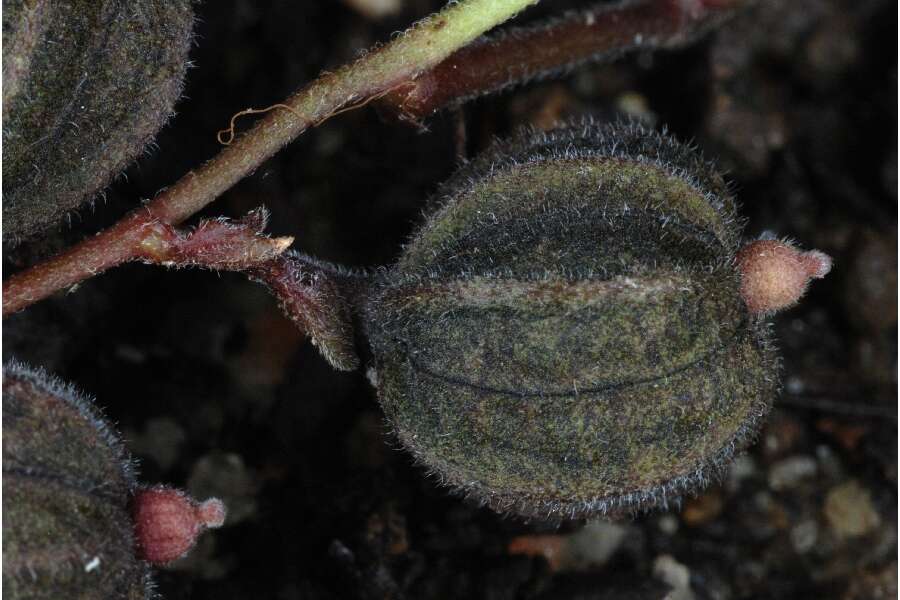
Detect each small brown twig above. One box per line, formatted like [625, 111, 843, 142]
[379, 0, 750, 123]
[2, 0, 538, 316]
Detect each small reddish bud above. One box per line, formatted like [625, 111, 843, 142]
[736, 239, 833, 315]
[131, 486, 226, 565]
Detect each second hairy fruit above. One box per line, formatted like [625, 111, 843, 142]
[2, 361, 227, 599]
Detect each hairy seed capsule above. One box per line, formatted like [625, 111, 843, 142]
[2, 360, 226, 598]
[2, 360, 153, 599]
[364, 121, 779, 519]
[2, 0, 194, 243]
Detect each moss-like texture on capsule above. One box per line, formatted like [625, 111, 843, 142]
[2, 0, 194, 243]
[364, 121, 778, 519]
[2, 360, 153, 599]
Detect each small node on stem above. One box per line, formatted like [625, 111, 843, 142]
[736, 239, 833, 315]
[136, 207, 293, 271]
[131, 486, 227, 566]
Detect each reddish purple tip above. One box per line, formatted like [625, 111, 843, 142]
[736, 239, 832, 315]
[131, 486, 226, 565]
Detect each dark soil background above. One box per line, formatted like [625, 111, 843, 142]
[4, 0, 898, 598]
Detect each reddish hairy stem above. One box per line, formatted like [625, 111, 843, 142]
[380, 0, 750, 122]
[3, 211, 154, 314]
[3, 208, 292, 314]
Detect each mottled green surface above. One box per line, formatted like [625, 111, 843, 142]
[2, 361, 151, 599]
[366, 122, 778, 519]
[2, 0, 193, 243]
